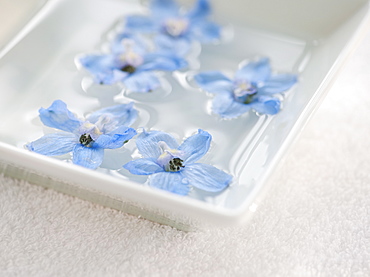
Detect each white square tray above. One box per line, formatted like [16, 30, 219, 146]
[0, 0, 369, 230]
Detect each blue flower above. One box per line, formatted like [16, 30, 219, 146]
[194, 58, 297, 118]
[123, 129, 232, 196]
[26, 100, 138, 169]
[79, 33, 187, 93]
[125, 0, 221, 56]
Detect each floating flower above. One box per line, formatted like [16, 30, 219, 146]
[79, 32, 187, 93]
[123, 129, 232, 195]
[26, 100, 138, 169]
[194, 58, 297, 118]
[125, 0, 221, 56]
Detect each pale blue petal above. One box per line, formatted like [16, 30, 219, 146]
[154, 34, 191, 56]
[194, 71, 233, 93]
[108, 125, 137, 137]
[190, 20, 221, 42]
[94, 127, 137, 149]
[72, 144, 104, 169]
[123, 158, 163, 175]
[93, 71, 127, 85]
[124, 15, 157, 33]
[235, 58, 271, 84]
[136, 130, 179, 159]
[39, 100, 82, 133]
[250, 96, 281, 115]
[183, 163, 231, 192]
[187, 0, 211, 20]
[88, 102, 138, 130]
[141, 53, 187, 71]
[151, 0, 179, 19]
[149, 172, 190, 196]
[259, 74, 297, 94]
[79, 54, 126, 85]
[112, 70, 130, 84]
[212, 92, 251, 118]
[26, 133, 76, 156]
[79, 54, 117, 73]
[178, 129, 211, 164]
[123, 71, 161, 93]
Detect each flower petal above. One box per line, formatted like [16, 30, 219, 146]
[87, 102, 138, 131]
[79, 54, 126, 85]
[187, 0, 211, 20]
[141, 53, 187, 71]
[123, 71, 161, 93]
[26, 133, 76, 156]
[182, 163, 231, 192]
[190, 20, 221, 42]
[94, 127, 137, 149]
[259, 73, 297, 94]
[80, 54, 118, 71]
[124, 15, 157, 33]
[149, 172, 190, 196]
[123, 158, 163, 175]
[178, 129, 211, 164]
[72, 144, 104, 169]
[235, 57, 271, 84]
[150, 0, 179, 19]
[154, 34, 191, 56]
[212, 92, 251, 118]
[250, 95, 281, 115]
[39, 100, 82, 133]
[136, 130, 179, 159]
[194, 71, 233, 93]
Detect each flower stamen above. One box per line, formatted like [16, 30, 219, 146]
[79, 133, 94, 147]
[121, 64, 136, 74]
[167, 157, 185, 172]
[157, 141, 185, 172]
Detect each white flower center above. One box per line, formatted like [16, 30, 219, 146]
[234, 81, 255, 96]
[164, 18, 189, 37]
[94, 114, 117, 134]
[119, 51, 144, 68]
[119, 39, 144, 69]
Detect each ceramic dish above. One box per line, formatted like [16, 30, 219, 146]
[0, 0, 369, 230]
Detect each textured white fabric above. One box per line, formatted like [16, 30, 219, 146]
[2, 11, 370, 277]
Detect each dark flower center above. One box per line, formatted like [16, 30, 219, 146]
[167, 158, 185, 172]
[243, 93, 257, 104]
[121, 65, 136, 74]
[79, 133, 94, 147]
[233, 82, 258, 104]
